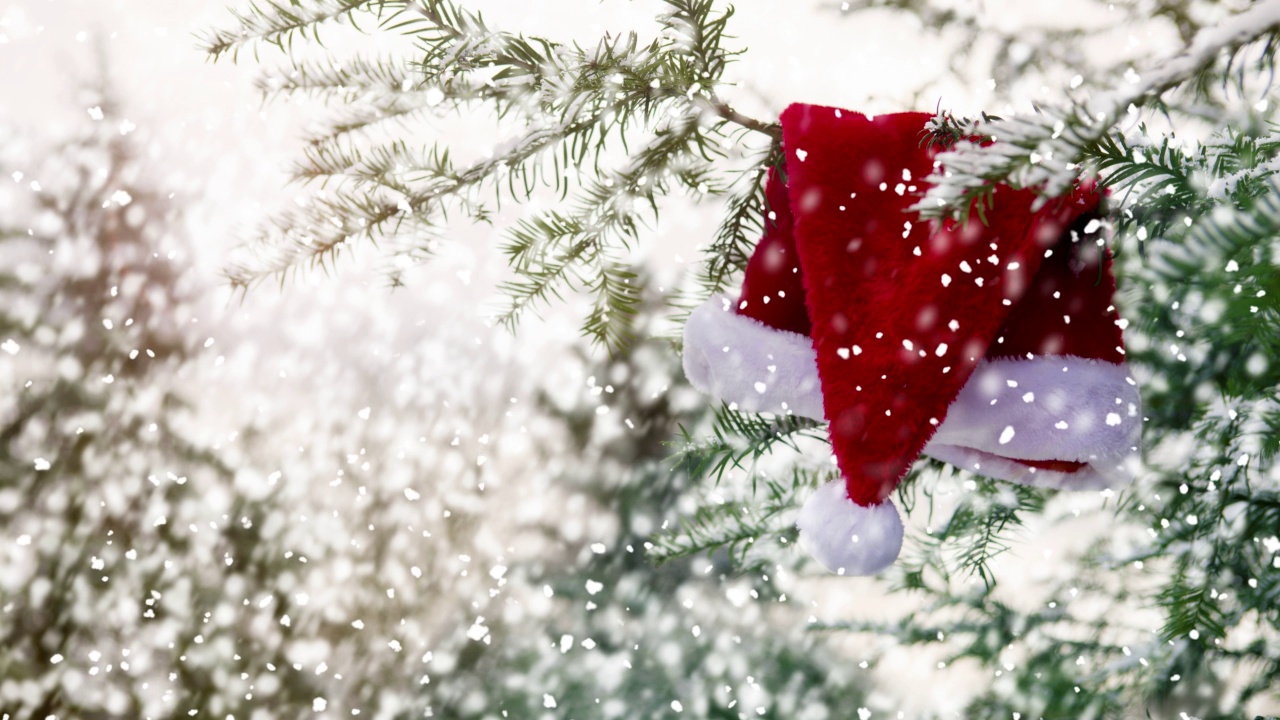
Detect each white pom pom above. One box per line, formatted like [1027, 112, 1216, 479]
[797, 480, 903, 576]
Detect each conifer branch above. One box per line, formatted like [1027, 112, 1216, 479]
[916, 0, 1280, 220]
[896, 481, 1048, 591]
[671, 405, 823, 485]
[200, 0, 397, 61]
[695, 143, 780, 295]
[649, 473, 808, 570]
[208, 0, 778, 352]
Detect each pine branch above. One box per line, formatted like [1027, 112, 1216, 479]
[648, 473, 808, 570]
[1158, 572, 1229, 641]
[227, 106, 645, 288]
[695, 144, 779, 295]
[897, 480, 1049, 591]
[200, 0, 400, 61]
[493, 113, 727, 350]
[671, 405, 823, 486]
[208, 0, 781, 352]
[1184, 177, 1280, 251]
[916, 1, 1280, 220]
[256, 54, 416, 99]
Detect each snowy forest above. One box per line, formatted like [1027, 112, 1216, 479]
[1, 1, 1278, 719]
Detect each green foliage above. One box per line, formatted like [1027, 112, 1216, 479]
[897, 475, 1050, 592]
[916, 2, 1280, 223]
[648, 472, 808, 572]
[672, 404, 824, 484]
[204, 0, 778, 352]
[655, 404, 826, 571]
[696, 142, 781, 295]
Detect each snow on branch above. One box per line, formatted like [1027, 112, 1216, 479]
[915, 0, 1280, 220]
[207, 0, 778, 352]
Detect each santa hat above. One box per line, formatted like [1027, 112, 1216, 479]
[683, 104, 1142, 576]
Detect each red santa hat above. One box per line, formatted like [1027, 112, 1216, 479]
[683, 104, 1142, 576]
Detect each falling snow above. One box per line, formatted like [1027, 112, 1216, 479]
[2, 1, 1278, 719]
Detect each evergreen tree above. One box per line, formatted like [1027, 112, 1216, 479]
[0, 86, 243, 717]
[201, 1, 1280, 716]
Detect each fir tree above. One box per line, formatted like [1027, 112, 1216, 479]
[202, 1, 1280, 716]
[0, 86, 242, 717]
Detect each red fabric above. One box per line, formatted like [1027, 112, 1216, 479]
[737, 167, 811, 336]
[772, 104, 1104, 507]
[989, 209, 1125, 362]
[736, 178, 1121, 364]
[1019, 458, 1088, 473]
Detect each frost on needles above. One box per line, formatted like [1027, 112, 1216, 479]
[201, 0, 779, 352]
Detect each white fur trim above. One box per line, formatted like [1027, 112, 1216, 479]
[925, 356, 1142, 490]
[682, 296, 824, 419]
[797, 480, 903, 576]
[682, 296, 1141, 491]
